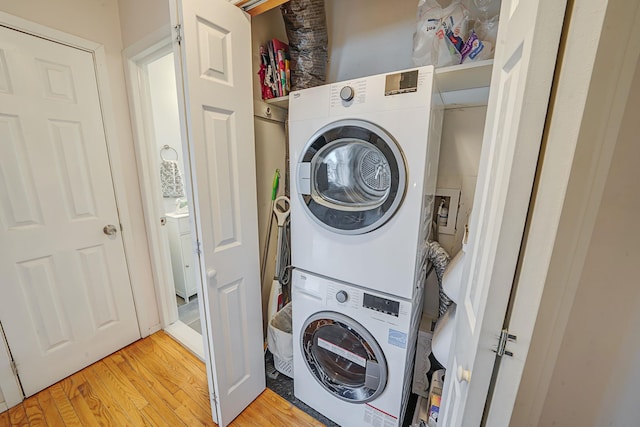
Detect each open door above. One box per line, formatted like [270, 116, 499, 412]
[170, 0, 265, 426]
[439, 0, 567, 425]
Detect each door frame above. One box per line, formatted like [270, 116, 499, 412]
[122, 27, 205, 359]
[0, 12, 146, 408]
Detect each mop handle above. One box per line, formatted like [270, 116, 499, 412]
[260, 169, 280, 283]
[273, 196, 290, 273]
[274, 196, 290, 227]
[271, 169, 280, 201]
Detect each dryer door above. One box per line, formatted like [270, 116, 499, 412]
[297, 119, 406, 234]
[301, 311, 388, 403]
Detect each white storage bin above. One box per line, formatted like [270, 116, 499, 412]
[267, 302, 293, 378]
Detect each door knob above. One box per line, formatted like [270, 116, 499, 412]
[103, 224, 118, 235]
[457, 366, 471, 383]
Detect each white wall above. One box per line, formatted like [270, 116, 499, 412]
[1, 0, 160, 334]
[537, 56, 640, 427]
[249, 0, 417, 87]
[325, 0, 417, 82]
[250, 9, 288, 332]
[253, 114, 287, 332]
[437, 107, 486, 255]
[118, 0, 171, 49]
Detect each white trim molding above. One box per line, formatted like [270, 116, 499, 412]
[122, 26, 205, 360]
[122, 27, 180, 332]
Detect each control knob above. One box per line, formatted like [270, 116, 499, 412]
[340, 86, 355, 102]
[336, 290, 348, 303]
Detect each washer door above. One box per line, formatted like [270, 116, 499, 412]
[297, 119, 406, 234]
[301, 311, 387, 403]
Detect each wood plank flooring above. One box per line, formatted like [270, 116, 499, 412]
[0, 331, 323, 427]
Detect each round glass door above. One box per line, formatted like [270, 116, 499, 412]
[297, 119, 407, 234]
[300, 312, 387, 403]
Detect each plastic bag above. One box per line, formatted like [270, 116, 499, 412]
[267, 303, 293, 369]
[466, 0, 500, 59]
[461, 30, 492, 63]
[473, 14, 499, 47]
[280, 0, 328, 91]
[412, 0, 470, 67]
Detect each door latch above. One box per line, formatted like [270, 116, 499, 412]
[174, 24, 182, 45]
[494, 329, 516, 357]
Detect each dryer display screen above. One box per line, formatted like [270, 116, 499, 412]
[363, 293, 399, 317]
[384, 70, 419, 96]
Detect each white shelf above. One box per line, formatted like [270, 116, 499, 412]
[436, 60, 493, 92]
[264, 95, 289, 109]
[436, 60, 494, 108]
[260, 60, 494, 111]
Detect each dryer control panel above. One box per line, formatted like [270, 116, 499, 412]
[363, 293, 400, 317]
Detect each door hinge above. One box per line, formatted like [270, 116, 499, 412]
[196, 239, 202, 255]
[174, 24, 182, 45]
[120, 223, 123, 232]
[494, 329, 516, 357]
[10, 360, 18, 376]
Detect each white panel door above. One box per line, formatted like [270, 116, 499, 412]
[0, 26, 140, 396]
[171, 0, 265, 426]
[439, 0, 567, 425]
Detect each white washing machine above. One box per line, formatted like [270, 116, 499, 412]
[292, 269, 422, 427]
[289, 66, 443, 300]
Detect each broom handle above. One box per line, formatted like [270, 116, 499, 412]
[260, 170, 280, 283]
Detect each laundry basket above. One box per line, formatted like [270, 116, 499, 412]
[267, 302, 293, 378]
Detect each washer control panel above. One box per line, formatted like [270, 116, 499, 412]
[339, 86, 355, 102]
[363, 293, 400, 317]
[335, 290, 349, 303]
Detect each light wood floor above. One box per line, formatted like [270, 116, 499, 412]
[0, 331, 323, 426]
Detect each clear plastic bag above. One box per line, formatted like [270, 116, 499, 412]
[412, 0, 470, 67]
[413, 0, 500, 66]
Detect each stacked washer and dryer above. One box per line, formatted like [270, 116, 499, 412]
[288, 66, 443, 427]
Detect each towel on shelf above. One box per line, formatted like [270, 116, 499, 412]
[160, 159, 184, 198]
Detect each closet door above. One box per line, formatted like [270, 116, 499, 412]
[171, 0, 265, 426]
[440, 0, 567, 426]
[0, 24, 140, 398]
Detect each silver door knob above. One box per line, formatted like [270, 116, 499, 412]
[103, 224, 118, 235]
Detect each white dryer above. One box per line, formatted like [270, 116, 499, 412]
[289, 66, 443, 300]
[292, 269, 422, 427]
